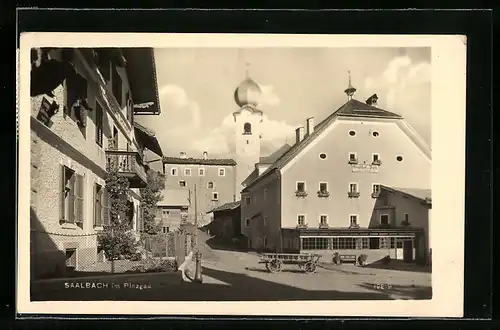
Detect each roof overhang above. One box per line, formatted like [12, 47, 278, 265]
[133, 122, 163, 157]
[121, 48, 161, 115]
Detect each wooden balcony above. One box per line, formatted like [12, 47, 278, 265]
[106, 149, 147, 188]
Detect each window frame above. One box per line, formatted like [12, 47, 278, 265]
[349, 214, 358, 227]
[349, 182, 359, 193]
[95, 101, 104, 148]
[245, 218, 250, 227]
[349, 152, 358, 162]
[218, 168, 226, 177]
[319, 181, 328, 193]
[296, 181, 306, 192]
[184, 168, 192, 176]
[170, 167, 178, 176]
[198, 167, 205, 176]
[297, 214, 306, 226]
[212, 192, 219, 201]
[178, 180, 186, 187]
[380, 214, 390, 226]
[207, 181, 215, 189]
[319, 214, 328, 225]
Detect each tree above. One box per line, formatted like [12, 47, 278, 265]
[140, 169, 166, 234]
[97, 165, 137, 261]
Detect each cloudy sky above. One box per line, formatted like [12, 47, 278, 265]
[138, 47, 431, 159]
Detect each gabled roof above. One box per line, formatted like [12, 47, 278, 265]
[162, 157, 237, 166]
[207, 201, 241, 214]
[381, 185, 432, 203]
[133, 122, 163, 157]
[335, 99, 403, 119]
[259, 143, 292, 164]
[242, 98, 410, 192]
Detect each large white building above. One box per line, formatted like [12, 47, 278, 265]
[240, 77, 432, 265]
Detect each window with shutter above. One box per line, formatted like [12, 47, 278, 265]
[74, 174, 84, 225]
[61, 165, 76, 224]
[102, 187, 110, 226]
[95, 102, 104, 147]
[94, 184, 103, 227]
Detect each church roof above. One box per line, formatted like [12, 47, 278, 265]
[242, 98, 409, 192]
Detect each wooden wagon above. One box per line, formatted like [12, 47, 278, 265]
[259, 253, 322, 273]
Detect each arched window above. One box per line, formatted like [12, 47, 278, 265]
[243, 122, 252, 134]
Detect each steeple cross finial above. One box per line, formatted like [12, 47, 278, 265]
[344, 70, 357, 100]
[245, 61, 251, 79]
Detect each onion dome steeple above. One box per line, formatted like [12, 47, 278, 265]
[234, 62, 262, 107]
[344, 70, 357, 101]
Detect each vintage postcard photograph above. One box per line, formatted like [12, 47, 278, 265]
[17, 33, 466, 317]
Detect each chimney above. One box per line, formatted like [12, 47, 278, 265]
[306, 117, 314, 136]
[180, 151, 187, 159]
[295, 127, 305, 144]
[366, 94, 379, 106]
[203, 151, 208, 160]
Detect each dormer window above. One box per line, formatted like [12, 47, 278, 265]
[243, 122, 252, 135]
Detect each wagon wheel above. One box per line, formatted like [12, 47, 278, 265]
[268, 259, 282, 273]
[304, 261, 317, 273]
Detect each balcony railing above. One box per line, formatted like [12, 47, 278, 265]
[348, 191, 360, 198]
[106, 149, 147, 188]
[371, 191, 380, 198]
[372, 159, 382, 166]
[348, 158, 359, 165]
[319, 222, 329, 229]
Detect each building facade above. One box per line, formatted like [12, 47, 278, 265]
[161, 153, 237, 227]
[30, 47, 162, 279]
[241, 83, 432, 265]
[155, 189, 190, 233]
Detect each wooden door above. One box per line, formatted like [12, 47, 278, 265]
[403, 239, 413, 262]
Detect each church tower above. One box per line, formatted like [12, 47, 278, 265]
[233, 68, 263, 200]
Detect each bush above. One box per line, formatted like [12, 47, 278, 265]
[97, 229, 138, 261]
[357, 254, 368, 266]
[332, 252, 341, 265]
[132, 258, 178, 273]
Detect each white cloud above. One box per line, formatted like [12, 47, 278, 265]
[364, 55, 431, 109]
[159, 84, 201, 129]
[259, 84, 281, 107]
[363, 55, 431, 144]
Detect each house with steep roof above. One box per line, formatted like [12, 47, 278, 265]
[155, 189, 190, 233]
[205, 201, 242, 241]
[240, 77, 432, 265]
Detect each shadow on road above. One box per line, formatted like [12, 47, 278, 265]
[31, 266, 394, 301]
[357, 282, 432, 300]
[361, 260, 432, 274]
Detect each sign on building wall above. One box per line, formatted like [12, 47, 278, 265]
[36, 97, 59, 128]
[351, 164, 379, 173]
